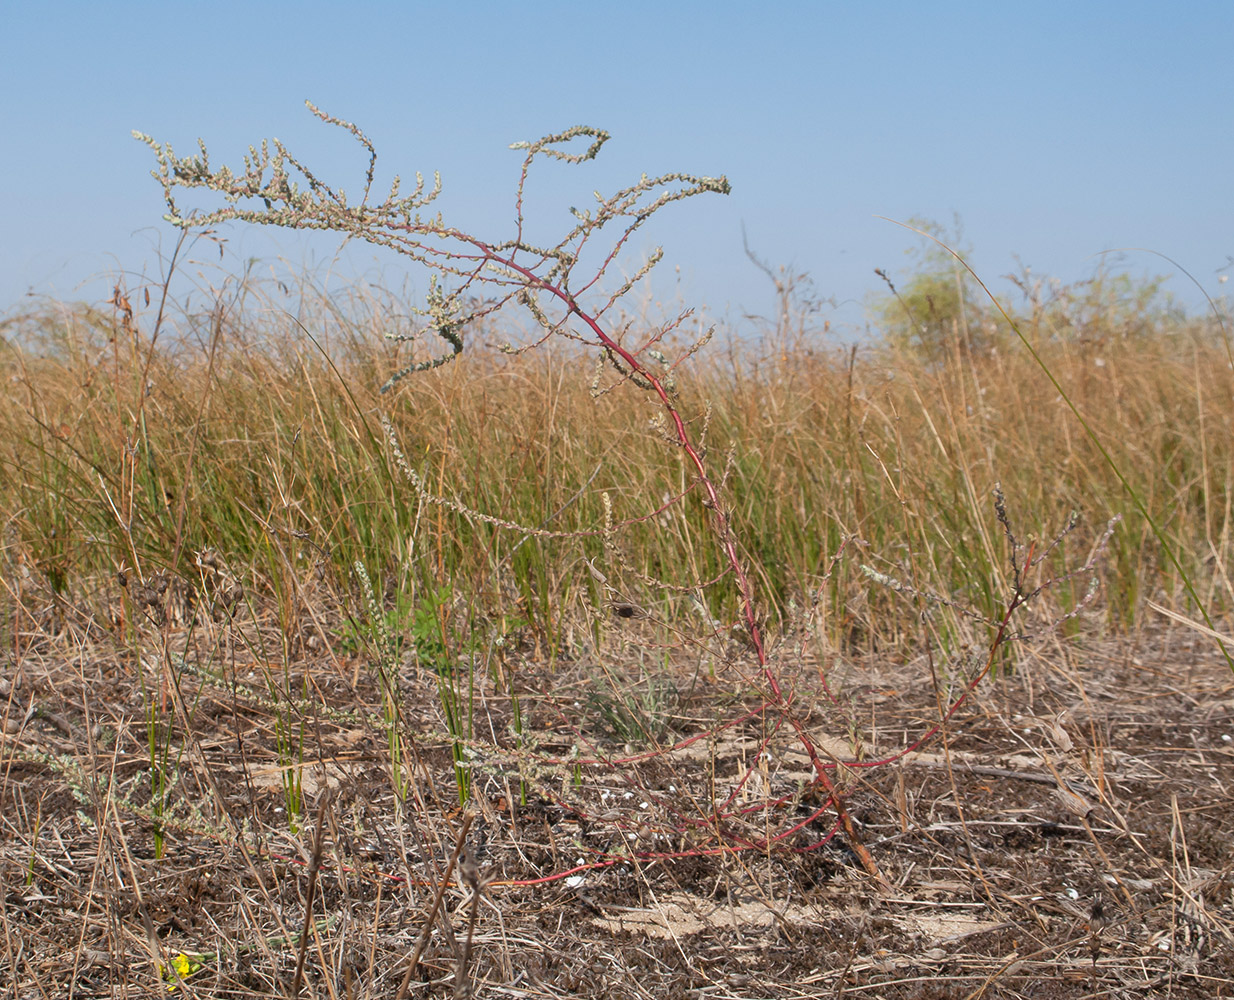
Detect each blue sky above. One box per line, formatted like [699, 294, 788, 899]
[3, 2, 1230, 337]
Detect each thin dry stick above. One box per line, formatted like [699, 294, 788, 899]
[452, 845, 485, 1000]
[290, 791, 332, 999]
[394, 811, 475, 1000]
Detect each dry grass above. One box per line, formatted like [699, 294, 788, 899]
[3, 271, 1230, 641]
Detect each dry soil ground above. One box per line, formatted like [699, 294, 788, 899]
[2, 611, 1232, 998]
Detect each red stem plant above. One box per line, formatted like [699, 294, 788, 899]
[134, 104, 1114, 883]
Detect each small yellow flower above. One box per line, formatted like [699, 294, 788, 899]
[162, 952, 203, 991]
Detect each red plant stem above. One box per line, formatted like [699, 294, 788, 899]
[441, 237, 892, 882]
[373, 224, 1023, 882]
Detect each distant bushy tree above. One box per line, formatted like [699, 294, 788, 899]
[1007, 262, 1185, 345]
[873, 217, 993, 361]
